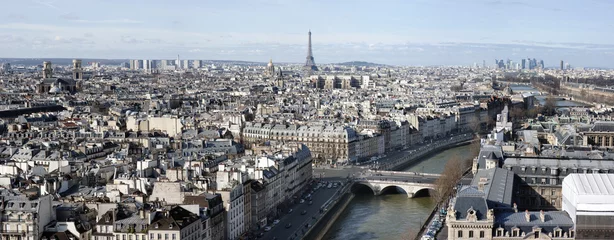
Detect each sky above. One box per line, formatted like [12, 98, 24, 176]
[1, 0, 614, 67]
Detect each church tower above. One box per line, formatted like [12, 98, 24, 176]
[72, 59, 83, 80]
[42, 61, 53, 79]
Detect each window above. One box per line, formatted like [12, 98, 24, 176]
[512, 228, 521, 237]
[458, 230, 463, 238]
[158, 234, 162, 239]
[541, 189, 545, 195]
[165, 234, 169, 240]
[469, 230, 474, 238]
[479, 231, 485, 238]
[150, 234, 153, 239]
[534, 231, 540, 238]
[551, 189, 556, 196]
[172, 234, 176, 240]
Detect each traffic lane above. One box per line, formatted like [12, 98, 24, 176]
[313, 168, 360, 179]
[364, 174, 439, 182]
[363, 176, 438, 184]
[262, 187, 337, 239]
[261, 186, 339, 239]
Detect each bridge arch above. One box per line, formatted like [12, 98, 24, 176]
[412, 187, 436, 198]
[351, 182, 377, 195]
[379, 185, 409, 196]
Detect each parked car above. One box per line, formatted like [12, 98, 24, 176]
[273, 219, 280, 225]
[299, 199, 305, 204]
[264, 226, 272, 232]
[285, 223, 292, 229]
[301, 210, 307, 215]
[288, 208, 293, 213]
[308, 201, 313, 205]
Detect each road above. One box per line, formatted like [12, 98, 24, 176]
[360, 173, 439, 184]
[259, 181, 345, 240]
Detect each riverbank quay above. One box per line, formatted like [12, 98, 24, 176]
[302, 183, 353, 240]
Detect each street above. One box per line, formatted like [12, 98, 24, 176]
[259, 181, 345, 240]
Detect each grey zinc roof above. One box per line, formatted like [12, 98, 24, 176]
[471, 168, 514, 208]
[453, 196, 489, 220]
[495, 211, 574, 233]
[477, 144, 504, 169]
[591, 121, 614, 132]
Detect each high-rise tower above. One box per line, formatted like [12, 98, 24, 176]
[304, 30, 318, 72]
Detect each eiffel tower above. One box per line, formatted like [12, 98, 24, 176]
[304, 30, 318, 72]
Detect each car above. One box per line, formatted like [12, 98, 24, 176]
[258, 232, 265, 237]
[301, 210, 307, 215]
[308, 201, 313, 205]
[264, 226, 272, 232]
[306, 194, 311, 198]
[299, 199, 305, 204]
[327, 184, 332, 189]
[288, 208, 293, 213]
[285, 223, 292, 229]
[273, 219, 280, 225]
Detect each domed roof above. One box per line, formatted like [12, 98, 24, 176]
[267, 59, 274, 67]
[49, 85, 61, 94]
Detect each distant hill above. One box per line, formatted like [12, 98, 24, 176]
[0, 58, 127, 66]
[335, 61, 388, 67]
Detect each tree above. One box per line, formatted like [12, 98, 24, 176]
[433, 156, 467, 204]
[509, 107, 526, 121]
[542, 97, 557, 116]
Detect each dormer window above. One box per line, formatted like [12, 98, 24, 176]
[512, 227, 520, 237]
[154, 223, 159, 229]
[169, 224, 173, 229]
[496, 228, 504, 237]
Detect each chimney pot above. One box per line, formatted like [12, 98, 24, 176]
[540, 210, 545, 222]
[525, 210, 530, 222]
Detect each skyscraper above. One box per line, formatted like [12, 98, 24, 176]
[176, 55, 181, 69]
[521, 59, 526, 69]
[560, 60, 564, 70]
[304, 30, 318, 72]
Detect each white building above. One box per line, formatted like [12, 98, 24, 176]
[562, 173, 614, 238]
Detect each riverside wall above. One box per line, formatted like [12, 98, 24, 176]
[302, 191, 354, 240]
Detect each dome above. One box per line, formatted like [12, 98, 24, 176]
[49, 85, 61, 94]
[267, 59, 274, 67]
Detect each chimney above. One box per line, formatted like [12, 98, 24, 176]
[539, 210, 545, 222]
[525, 210, 530, 222]
[139, 209, 145, 219]
[513, 203, 518, 213]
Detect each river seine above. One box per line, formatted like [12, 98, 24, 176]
[323, 143, 476, 240]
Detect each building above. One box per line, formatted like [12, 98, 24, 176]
[562, 174, 614, 239]
[149, 206, 202, 240]
[37, 61, 78, 94]
[265, 59, 275, 77]
[217, 184, 245, 240]
[242, 123, 356, 163]
[0, 194, 55, 240]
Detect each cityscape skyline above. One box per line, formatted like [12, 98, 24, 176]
[2, 0, 614, 67]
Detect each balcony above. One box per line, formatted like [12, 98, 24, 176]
[0, 230, 27, 236]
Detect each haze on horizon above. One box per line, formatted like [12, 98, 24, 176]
[1, 0, 614, 67]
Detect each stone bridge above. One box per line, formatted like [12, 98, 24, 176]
[352, 170, 440, 198]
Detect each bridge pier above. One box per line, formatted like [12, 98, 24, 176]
[407, 192, 414, 198]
